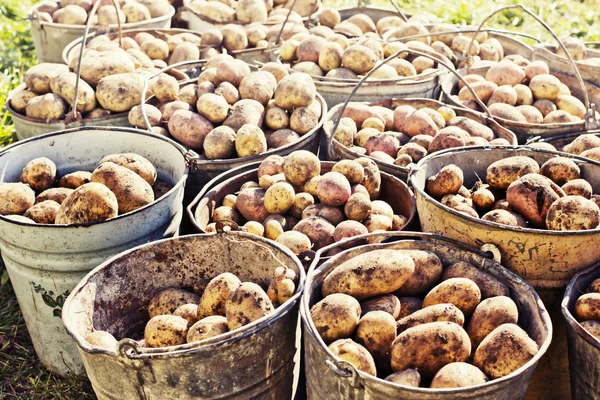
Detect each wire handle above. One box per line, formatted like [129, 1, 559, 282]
[274, 0, 299, 46]
[466, 4, 590, 109]
[71, 0, 123, 121]
[388, 0, 409, 22]
[326, 48, 493, 160]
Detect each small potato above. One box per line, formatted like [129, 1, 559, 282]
[390, 321, 471, 379]
[151, 75, 179, 103]
[396, 297, 422, 319]
[473, 324, 538, 379]
[517, 105, 544, 124]
[173, 304, 199, 325]
[260, 62, 289, 83]
[360, 294, 401, 319]
[85, 330, 117, 351]
[122, 1, 151, 22]
[427, 127, 468, 153]
[20, 157, 57, 192]
[197, 93, 229, 124]
[486, 156, 540, 190]
[128, 104, 162, 128]
[473, 188, 495, 211]
[443, 261, 510, 299]
[265, 105, 289, 130]
[235, 124, 267, 157]
[276, 231, 311, 255]
[566, 134, 600, 155]
[244, 221, 264, 236]
[539, 157, 580, 185]
[395, 250, 443, 296]
[212, 205, 239, 223]
[562, 179, 593, 198]
[144, 315, 189, 348]
[514, 84, 534, 106]
[310, 293, 361, 343]
[482, 209, 527, 227]
[264, 182, 295, 214]
[23, 200, 60, 224]
[319, 9, 341, 28]
[430, 362, 488, 388]
[556, 94, 586, 119]
[487, 85, 517, 107]
[160, 101, 193, 122]
[197, 273, 241, 319]
[363, 214, 392, 232]
[575, 293, 600, 321]
[24, 63, 69, 94]
[321, 249, 415, 300]
[141, 38, 170, 60]
[239, 71, 277, 106]
[290, 107, 319, 135]
[403, 110, 438, 137]
[525, 60, 549, 80]
[58, 171, 91, 189]
[426, 164, 464, 198]
[328, 339, 377, 376]
[301, 203, 343, 225]
[397, 304, 465, 333]
[544, 109, 580, 123]
[56, 4, 88, 24]
[214, 82, 238, 106]
[187, 315, 228, 343]
[283, 150, 320, 186]
[546, 196, 600, 231]
[223, 99, 265, 133]
[385, 369, 421, 387]
[9, 87, 36, 113]
[236, 187, 269, 222]
[258, 155, 285, 178]
[293, 216, 335, 250]
[203, 126, 236, 160]
[344, 193, 371, 221]
[333, 220, 368, 246]
[26, 94, 67, 120]
[91, 162, 154, 214]
[355, 311, 396, 363]
[147, 288, 200, 319]
[423, 278, 481, 317]
[36, 187, 73, 205]
[287, 192, 314, 218]
[467, 296, 519, 348]
[331, 160, 364, 185]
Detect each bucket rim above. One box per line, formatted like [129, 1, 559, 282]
[301, 230, 553, 394]
[0, 126, 189, 229]
[185, 160, 418, 235]
[561, 262, 600, 350]
[28, 2, 175, 30]
[62, 231, 306, 358]
[410, 144, 600, 236]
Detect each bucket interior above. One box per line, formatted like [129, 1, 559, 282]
[563, 264, 600, 348]
[0, 128, 186, 188]
[65, 233, 301, 343]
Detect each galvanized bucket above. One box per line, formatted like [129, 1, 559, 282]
[531, 129, 600, 153]
[62, 231, 305, 400]
[301, 231, 552, 400]
[28, 1, 175, 64]
[186, 160, 417, 234]
[323, 48, 518, 181]
[562, 262, 600, 400]
[533, 43, 600, 87]
[410, 145, 600, 399]
[0, 126, 189, 376]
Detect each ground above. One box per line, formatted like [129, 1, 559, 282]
[0, 0, 599, 398]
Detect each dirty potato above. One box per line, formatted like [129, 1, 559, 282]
[225, 282, 274, 330]
[54, 183, 118, 224]
[422, 278, 481, 317]
[147, 288, 201, 319]
[197, 273, 241, 319]
[328, 339, 377, 375]
[187, 315, 228, 343]
[91, 162, 154, 214]
[144, 315, 189, 348]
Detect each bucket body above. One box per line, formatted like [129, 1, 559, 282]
[562, 263, 600, 400]
[0, 127, 188, 376]
[62, 232, 305, 399]
[29, 3, 175, 64]
[534, 44, 600, 88]
[301, 232, 552, 400]
[323, 98, 517, 182]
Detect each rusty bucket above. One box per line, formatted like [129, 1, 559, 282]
[562, 263, 600, 400]
[62, 232, 305, 399]
[301, 231, 552, 400]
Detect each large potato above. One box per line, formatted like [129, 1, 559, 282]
[546, 196, 600, 231]
[197, 273, 241, 319]
[426, 164, 463, 198]
[390, 321, 471, 379]
[99, 153, 157, 185]
[239, 71, 277, 106]
[203, 126, 236, 160]
[328, 339, 377, 376]
[223, 99, 265, 132]
[506, 174, 565, 227]
[355, 311, 396, 363]
[24, 63, 69, 94]
[442, 261, 510, 298]
[321, 249, 415, 300]
[91, 162, 154, 214]
[486, 156, 540, 190]
[225, 282, 274, 330]
[78, 52, 136, 87]
[395, 250, 443, 296]
[282, 150, 320, 186]
[144, 315, 189, 348]
[430, 362, 488, 388]
[274, 73, 316, 110]
[423, 278, 481, 317]
[0, 183, 36, 215]
[20, 157, 57, 192]
[316, 172, 351, 206]
[50, 72, 96, 112]
[473, 324, 538, 379]
[55, 182, 118, 224]
[148, 288, 200, 318]
[168, 110, 214, 149]
[25, 94, 67, 120]
[311, 293, 361, 343]
[467, 296, 519, 348]
[235, 124, 267, 157]
[96, 73, 144, 113]
[397, 303, 465, 333]
[539, 157, 580, 185]
[264, 182, 295, 214]
[236, 187, 269, 222]
[293, 216, 335, 250]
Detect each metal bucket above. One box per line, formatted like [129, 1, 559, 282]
[28, 2, 175, 64]
[62, 231, 305, 399]
[323, 97, 518, 182]
[533, 43, 600, 87]
[410, 145, 600, 399]
[562, 263, 600, 400]
[186, 160, 417, 234]
[0, 126, 189, 376]
[532, 129, 600, 153]
[301, 231, 552, 400]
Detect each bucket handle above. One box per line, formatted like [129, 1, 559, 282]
[327, 48, 493, 161]
[388, 0, 409, 22]
[70, 0, 123, 123]
[116, 338, 145, 368]
[387, 28, 541, 46]
[274, 0, 300, 46]
[466, 5, 590, 111]
[326, 359, 362, 390]
[139, 59, 208, 131]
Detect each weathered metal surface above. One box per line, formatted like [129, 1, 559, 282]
[323, 97, 518, 182]
[230, 46, 279, 65]
[410, 146, 600, 400]
[535, 129, 600, 152]
[562, 263, 600, 400]
[62, 232, 305, 399]
[301, 231, 552, 400]
[187, 160, 417, 234]
[534, 43, 600, 87]
[28, 2, 175, 64]
[0, 127, 188, 376]
[6, 85, 131, 141]
[440, 64, 600, 142]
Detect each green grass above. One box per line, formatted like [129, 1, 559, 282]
[0, 0, 599, 397]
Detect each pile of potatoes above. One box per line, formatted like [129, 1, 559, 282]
[201, 150, 409, 254]
[540, 36, 600, 66]
[450, 58, 589, 124]
[36, 0, 172, 26]
[0, 154, 171, 225]
[572, 277, 600, 341]
[332, 102, 511, 167]
[310, 247, 539, 387]
[85, 267, 298, 349]
[531, 133, 600, 164]
[129, 56, 322, 157]
[425, 155, 600, 231]
[186, 0, 319, 24]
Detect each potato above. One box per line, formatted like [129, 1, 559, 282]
[259, 63, 288, 84]
[20, 157, 57, 193]
[160, 101, 192, 122]
[9, 87, 36, 113]
[580, 148, 600, 162]
[328, 339, 377, 375]
[238, 71, 277, 106]
[566, 134, 600, 155]
[49, 71, 96, 113]
[539, 157, 580, 185]
[486, 156, 540, 190]
[472, 187, 495, 211]
[385, 369, 421, 387]
[321, 249, 415, 300]
[332, 220, 367, 245]
[236, 0, 267, 23]
[225, 282, 273, 330]
[403, 110, 438, 137]
[280, 150, 319, 186]
[97, 5, 125, 24]
[485, 61, 525, 86]
[215, 82, 239, 105]
[431, 362, 488, 388]
[312, 171, 351, 207]
[529, 74, 562, 101]
[128, 104, 161, 128]
[91, 162, 154, 214]
[442, 261, 509, 300]
[265, 105, 289, 130]
[544, 109, 580, 124]
[189, 1, 235, 22]
[35, 187, 72, 205]
[23, 200, 60, 224]
[54, 182, 117, 224]
[168, 110, 214, 149]
[546, 196, 600, 231]
[339, 193, 370, 221]
[25, 93, 67, 120]
[273, 230, 309, 255]
[355, 158, 381, 200]
[149, 75, 178, 104]
[391, 321, 471, 379]
[140, 38, 169, 60]
[319, 8, 341, 28]
[575, 293, 600, 321]
[195, 273, 241, 319]
[355, 311, 396, 363]
[96, 72, 145, 113]
[516, 105, 543, 124]
[221, 24, 248, 51]
[0, 183, 36, 215]
[85, 330, 117, 351]
[397, 303, 465, 334]
[524, 60, 549, 80]
[554, 94, 586, 119]
[146, 288, 200, 319]
[58, 171, 91, 189]
[57, 4, 88, 24]
[562, 179, 592, 198]
[310, 293, 361, 343]
[506, 174, 565, 227]
[579, 320, 600, 340]
[187, 315, 228, 343]
[302, 204, 344, 226]
[273, 73, 316, 111]
[122, 1, 151, 22]
[341, 45, 378, 75]
[144, 315, 189, 348]
[481, 209, 526, 227]
[395, 250, 443, 296]
[223, 99, 265, 132]
[427, 127, 468, 153]
[202, 126, 236, 160]
[359, 294, 400, 320]
[233, 124, 266, 157]
[473, 324, 538, 379]
[293, 216, 335, 249]
[99, 153, 156, 186]
[467, 295, 519, 350]
[423, 278, 481, 317]
[426, 164, 463, 198]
